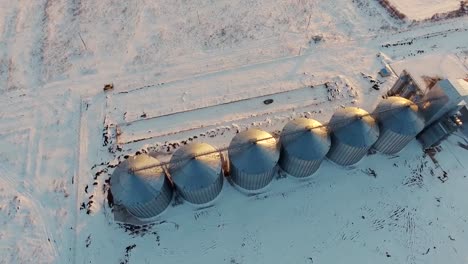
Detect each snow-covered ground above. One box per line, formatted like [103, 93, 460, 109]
[0, 1, 467, 263]
[388, 0, 461, 20]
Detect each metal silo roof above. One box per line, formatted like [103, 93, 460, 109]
[329, 107, 379, 147]
[228, 129, 279, 175]
[169, 143, 221, 191]
[280, 118, 330, 160]
[373, 96, 425, 135]
[111, 154, 167, 207]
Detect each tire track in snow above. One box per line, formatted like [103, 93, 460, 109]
[71, 98, 86, 264]
[404, 208, 418, 264]
[3, 0, 49, 92]
[42, 0, 85, 82]
[0, 6, 18, 93]
[0, 162, 59, 262]
[0, 94, 75, 262]
[73, 94, 108, 264]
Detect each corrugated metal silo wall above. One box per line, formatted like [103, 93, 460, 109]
[230, 163, 277, 190]
[177, 172, 224, 204]
[278, 148, 322, 177]
[327, 141, 369, 166]
[373, 129, 415, 154]
[127, 179, 173, 219]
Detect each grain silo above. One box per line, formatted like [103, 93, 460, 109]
[169, 143, 223, 204]
[228, 128, 280, 191]
[327, 107, 379, 166]
[372, 96, 425, 154]
[278, 118, 331, 177]
[110, 154, 173, 219]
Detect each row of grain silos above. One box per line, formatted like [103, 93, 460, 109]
[110, 143, 224, 219]
[110, 96, 426, 220]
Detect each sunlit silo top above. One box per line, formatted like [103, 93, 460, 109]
[280, 118, 331, 160]
[111, 154, 173, 218]
[329, 107, 379, 148]
[228, 128, 280, 175]
[278, 118, 331, 177]
[372, 96, 425, 154]
[169, 143, 223, 204]
[373, 96, 425, 135]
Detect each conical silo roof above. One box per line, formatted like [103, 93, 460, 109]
[169, 143, 221, 191]
[228, 129, 279, 174]
[111, 154, 167, 208]
[329, 107, 379, 147]
[280, 118, 331, 160]
[373, 96, 425, 135]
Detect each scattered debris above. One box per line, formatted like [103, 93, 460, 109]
[382, 39, 413, 48]
[362, 168, 377, 178]
[424, 146, 441, 165]
[422, 248, 430, 255]
[120, 244, 137, 264]
[438, 170, 448, 183]
[103, 83, 114, 92]
[118, 223, 156, 237]
[85, 235, 92, 248]
[94, 168, 108, 179]
[125, 244, 136, 252]
[360, 72, 384, 91]
[325, 81, 340, 101]
[310, 35, 323, 44]
[379, 66, 392, 77]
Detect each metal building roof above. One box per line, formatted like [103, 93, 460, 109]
[329, 107, 379, 147]
[280, 118, 330, 160]
[438, 78, 468, 98]
[228, 128, 279, 175]
[111, 154, 167, 207]
[374, 96, 425, 135]
[169, 143, 221, 191]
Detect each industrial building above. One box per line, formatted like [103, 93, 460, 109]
[418, 113, 463, 148]
[228, 128, 280, 191]
[388, 55, 468, 149]
[388, 54, 467, 104]
[387, 69, 424, 101]
[419, 78, 468, 126]
[169, 143, 224, 204]
[278, 118, 331, 177]
[327, 107, 380, 166]
[110, 154, 173, 219]
[372, 96, 425, 154]
[416, 79, 467, 148]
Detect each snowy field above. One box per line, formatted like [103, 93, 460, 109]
[388, 0, 462, 20]
[0, 0, 467, 263]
